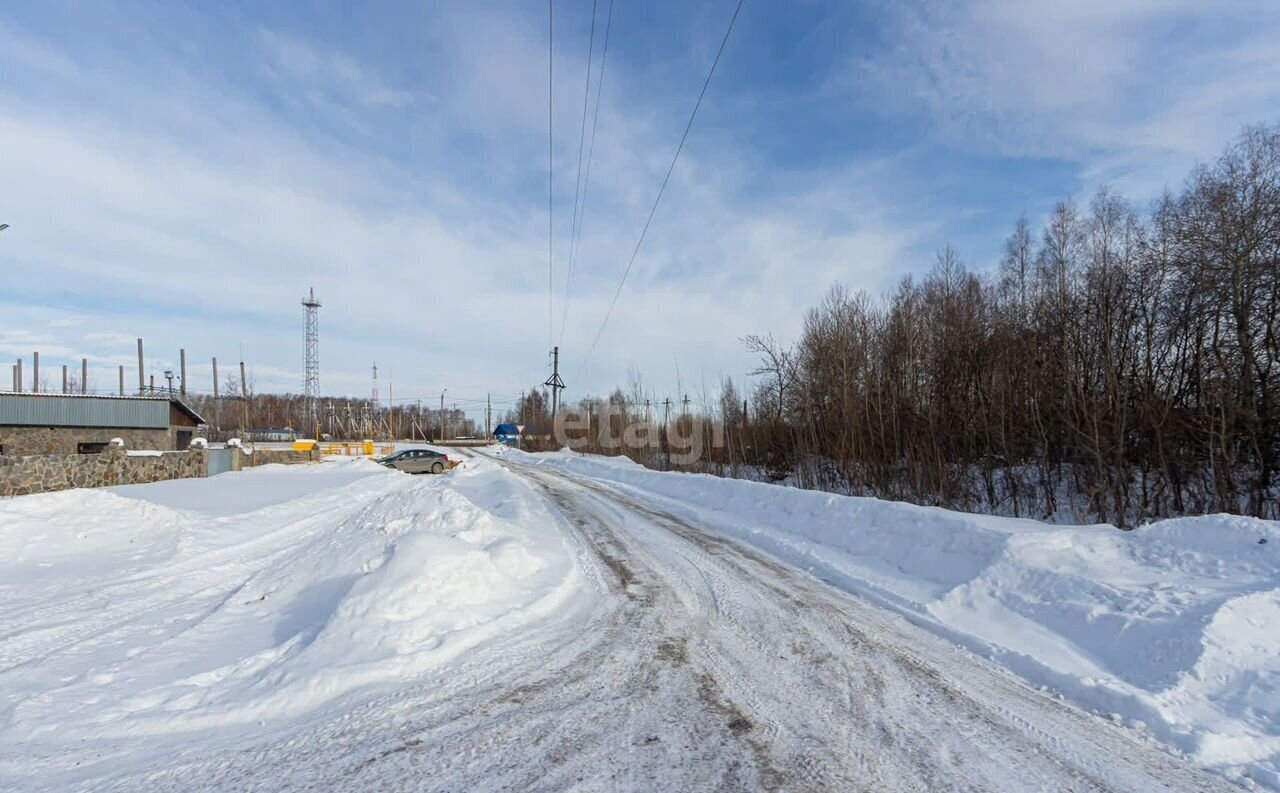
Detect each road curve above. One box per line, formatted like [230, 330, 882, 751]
[114, 452, 1237, 792]
[452, 453, 1230, 792]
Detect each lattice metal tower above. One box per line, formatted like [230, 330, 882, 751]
[302, 287, 321, 434]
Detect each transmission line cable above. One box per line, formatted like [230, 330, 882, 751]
[560, 0, 615, 347]
[583, 0, 745, 367]
[547, 0, 555, 353]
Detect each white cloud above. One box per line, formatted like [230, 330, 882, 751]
[256, 28, 412, 110]
[0, 6, 937, 408]
[854, 0, 1280, 193]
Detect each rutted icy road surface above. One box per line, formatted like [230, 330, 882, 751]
[442, 455, 1233, 792]
[0, 451, 1252, 791]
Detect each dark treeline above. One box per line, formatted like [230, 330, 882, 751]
[534, 126, 1278, 526]
[740, 125, 1279, 526]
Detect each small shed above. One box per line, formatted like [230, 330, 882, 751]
[0, 393, 207, 455]
[493, 423, 523, 446]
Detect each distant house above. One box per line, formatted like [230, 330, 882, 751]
[493, 423, 523, 446]
[0, 392, 207, 455]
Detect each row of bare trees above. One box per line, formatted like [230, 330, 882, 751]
[738, 125, 1278, 525]
[182, 382, 477, 442]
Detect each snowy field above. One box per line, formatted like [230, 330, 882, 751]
[0, 448, 1275, 789]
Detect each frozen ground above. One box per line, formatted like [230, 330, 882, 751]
[0, 456, 586, 791]
[511, 448, 1280, 788]
[0, 449, 1270, 790]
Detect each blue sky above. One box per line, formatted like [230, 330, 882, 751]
[2, 0, 1278, 419]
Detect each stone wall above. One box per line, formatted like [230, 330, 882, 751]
[0, 426, 175, 456]
[0, 441, 322, 498]
[0, 445, 207, 497]
[241, 448, 318, 467]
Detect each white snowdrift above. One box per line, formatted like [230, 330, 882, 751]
[513, 449, 1280, 788]
[0, 457, 588, 788]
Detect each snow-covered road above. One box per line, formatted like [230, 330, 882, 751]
[0, 450, 1261, 791]
[434, 454, 1235, 792]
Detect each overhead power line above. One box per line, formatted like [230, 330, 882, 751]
[567, 0, 599, 266]
[560, 0, 612, 347]
[548, 0, 555, 354]
[583, 0, 745, 368]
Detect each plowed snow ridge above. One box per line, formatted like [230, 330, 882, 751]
[0, 449, 1273, 790]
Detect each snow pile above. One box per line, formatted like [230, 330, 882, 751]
[0, 457, 586, 788]
[515, 449, 1280, 787]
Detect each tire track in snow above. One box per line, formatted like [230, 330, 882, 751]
[69, 451, 1241, 792]
[491, 454, 1238, 792]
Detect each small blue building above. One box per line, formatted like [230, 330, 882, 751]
[493, 423, 522, 446]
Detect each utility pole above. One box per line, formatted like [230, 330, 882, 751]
[440, 390, 447, 442]
[15, 359, 21, 393]
[543, 346, 565, 421]
[32, 352, 38, 393]
[486, 393, 491, 439]
[212, 358, 220, 430]
[81, 358, 87, 394]
[118, 365, 124, 396]
[644, 398, 652, 458]
[179, 348, 187, 397]
[389, 382, 394, 442]
[137, 338, 145, 394]
[662, 397, 672, 465]
[240, 360, 249, 433]
[62, 364, 68, 394]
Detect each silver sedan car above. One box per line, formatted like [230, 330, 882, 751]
[377, 449, 450, 474]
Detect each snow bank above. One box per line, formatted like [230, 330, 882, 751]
[515, 449, 1280, 787]
[0, 457, 587, 787]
